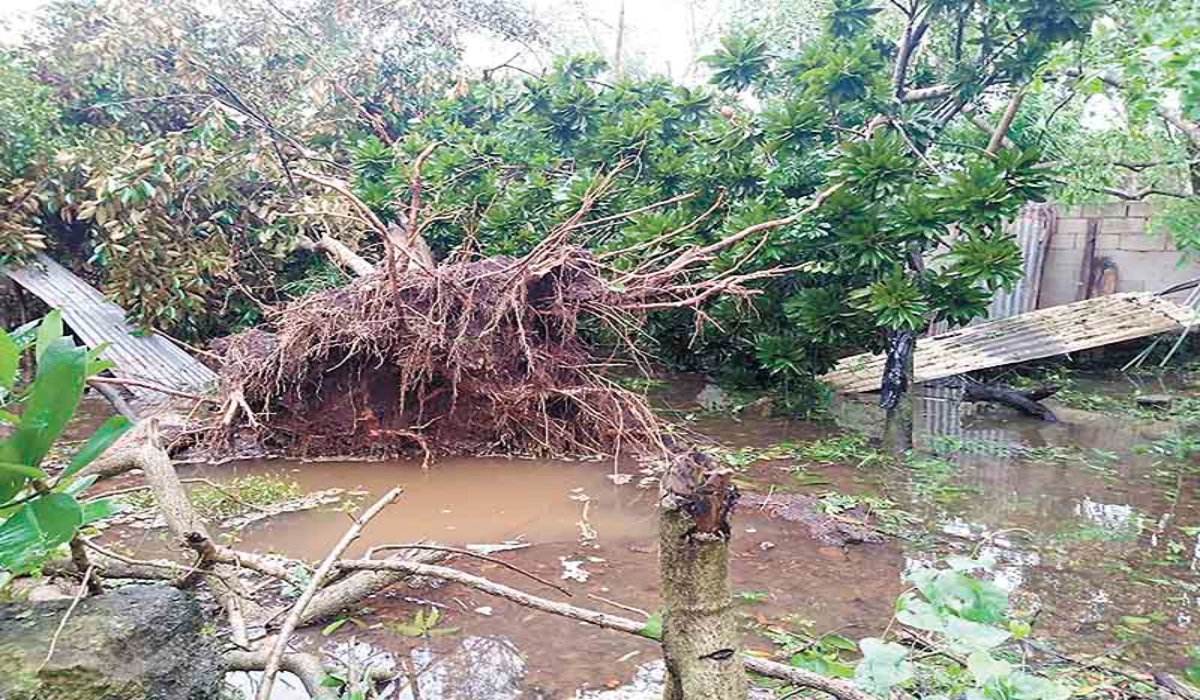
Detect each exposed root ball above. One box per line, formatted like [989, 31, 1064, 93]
[211, 248, 660, 459]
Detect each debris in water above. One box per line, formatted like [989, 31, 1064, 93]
[560, 558, 591, 582]
[466, 541, 530, 555]
[742, 492, 887, 546]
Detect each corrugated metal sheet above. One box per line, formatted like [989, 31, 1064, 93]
[822, 292, 1196, 393]
[4, 254, 217, 407]
[927, 204, 1056, 336]
[991, 203, 1056, 319]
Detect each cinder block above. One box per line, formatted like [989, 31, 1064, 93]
[1116, 280, 1147, 292]
[1057, 205, 1083, 218]
[1096, 234, 1121, 251]
[1102, 203, 1130, 217]
[1057, 218, 1089, 236]
[1119, 232, 1168, 252]
[1126, 202, 1157, 218]
[1080, 204, 1105, 218]
[1102, 217, 1147, 234]
[1049, 233, 1079, 249]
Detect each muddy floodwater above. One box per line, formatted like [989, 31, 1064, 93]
[93, 374, 1200, 698]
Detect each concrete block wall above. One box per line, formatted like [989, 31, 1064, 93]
[1037, 202, 1198, 307]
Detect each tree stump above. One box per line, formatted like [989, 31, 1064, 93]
[658, 450, 747, 700]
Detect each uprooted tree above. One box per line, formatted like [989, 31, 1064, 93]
[206, 161, 836, 459]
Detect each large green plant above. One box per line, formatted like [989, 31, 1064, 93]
[0, 311, 130, 577]
[341, 0, 1091, 406]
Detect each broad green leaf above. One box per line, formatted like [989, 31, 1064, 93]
[0, 492, 83, 573]
[1007, 672, 1070, 700]
[0, 329, 17, 392]
[323, 618, 350, 636]
[896, 596, 946, 633]
[823, 634, 860, 652]
[63, 474, 98, 497]
[0, 440, 25, 505]
[944, 616, 1011, 653]
[0, 410, 18, 425]
[34, 309, 64, 362]
[13, 337, 88, 469]
[80, 498, 122, 526]
[854, 638, 912, 696]
[62, 415, 130, 481]
[0, 462, 48, 480]
[1184, 661, 1200, 687]
[967, 651, 1012, 685]
[85, 343, 114, 376]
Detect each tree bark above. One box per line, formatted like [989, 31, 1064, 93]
[881, 330, 915, 456]
[658, 451, 746, 700]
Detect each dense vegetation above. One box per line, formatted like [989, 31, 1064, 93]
[0, 0, 1195, 407]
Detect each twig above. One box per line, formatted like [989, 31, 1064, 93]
[255, 486, 403, 700]
[587, 592, 650, 619]
[38, 566, 94, 672]
[87, 377, 215, 404]
[362, 542, 571, 596]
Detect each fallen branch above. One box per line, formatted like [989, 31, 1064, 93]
[962, 381, 1058, 422]
[226, 648, 339, 700]
[37, 565, 94, 672]
[255, 486, 403, 700]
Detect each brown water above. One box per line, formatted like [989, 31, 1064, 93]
[85, 374, 1200, 697]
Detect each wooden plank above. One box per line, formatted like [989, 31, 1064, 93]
[3, 254, 217, 407]
[822, 292, 1195, 393]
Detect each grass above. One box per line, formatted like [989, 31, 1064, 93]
[122, 474, 301, 520]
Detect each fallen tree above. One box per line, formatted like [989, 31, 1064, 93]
[206, 164, 835, 460]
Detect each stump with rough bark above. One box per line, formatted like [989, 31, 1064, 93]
[658, 450, 747, 700]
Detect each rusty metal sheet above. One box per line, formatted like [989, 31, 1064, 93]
[822, 292, 1196, 393]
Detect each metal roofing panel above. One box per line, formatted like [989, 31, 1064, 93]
[4, 254, 217, 407]
[822, 292, 1195, 393]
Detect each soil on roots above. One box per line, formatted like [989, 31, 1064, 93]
[209, 248, 661, 459]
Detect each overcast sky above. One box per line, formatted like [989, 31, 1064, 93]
[1, 0, 717, 80]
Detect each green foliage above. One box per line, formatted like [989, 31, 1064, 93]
[858, 558, 1067, 699]
[388, 607, 459, 638]
[0, 54, 62, 181]
[0, 312, 130, 576]
[700, 34, 772, 92]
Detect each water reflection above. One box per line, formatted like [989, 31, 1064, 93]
[396, 636, 526, 700]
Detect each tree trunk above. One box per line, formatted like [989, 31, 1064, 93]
[658, 451, 746, 700]
[962, 381, 1059, 421]
[881, 329, 915, 456]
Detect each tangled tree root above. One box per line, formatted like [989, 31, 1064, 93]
[211, 248, 661, 459]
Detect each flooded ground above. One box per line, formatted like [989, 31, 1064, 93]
[89, 372, 1200, 698]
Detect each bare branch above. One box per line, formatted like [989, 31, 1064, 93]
[255, 487, 403, 700]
